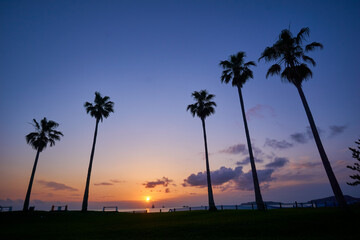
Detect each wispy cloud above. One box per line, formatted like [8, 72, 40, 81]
[219, 144, 247, 155]
[264, 138, 293, 150]
[329, 125, 347, 138]
[265, 157, 289, 169]
[110, 179, 126, 183]
[94, 179, 125, 186]
[246, 104, 275, 121]
[236, 157, 263, 165]
[94, 182, 113, 186]
[293, 161, 322, 169]
[37, 180, 78, 191]
[143, 177, 173, 188]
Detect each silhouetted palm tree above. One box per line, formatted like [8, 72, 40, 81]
[82, 92, 114, 212]
[220, 52, 265, 211]
[23, 118, 63, 211]
[259, 27, 347, 208]
[187, 90, 217, 211]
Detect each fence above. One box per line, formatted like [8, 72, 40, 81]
[152, 201, 340, 213]
[103, 206, 118, 212]
[51, 205, 68, 211]
[0, 206, 12, 212]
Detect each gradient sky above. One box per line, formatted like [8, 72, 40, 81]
[1, 0, 359, 210]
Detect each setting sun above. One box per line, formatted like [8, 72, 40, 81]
[145, 196, 151, 202]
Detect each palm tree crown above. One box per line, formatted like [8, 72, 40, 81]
[84, 91, 114, 122]
[26, 118, 63, 152]
[187, 90, 216, 120]
[259, 27, 323, 87]
[219, 51, 256, 88]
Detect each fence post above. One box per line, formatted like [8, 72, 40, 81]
[235, 205, 238, 210]
[205, 206, 207, 210]
[160, 209, 162, 213]
[221, 205, 223, 210]
[279, 202, 282, 209]
[251, 203, 254, 210]
[189, 207, 191, 211]
[295, 201, 298, 208]
[103, 207, 105, 212]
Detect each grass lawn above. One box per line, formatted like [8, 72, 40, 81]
[1, 208, 359, 239]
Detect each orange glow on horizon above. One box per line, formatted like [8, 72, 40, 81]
[145, 196, 151, 202]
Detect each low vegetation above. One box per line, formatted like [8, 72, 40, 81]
[1, 208, 359, 240]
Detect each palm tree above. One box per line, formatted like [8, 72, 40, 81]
[259, 27, 347, 208]
[219, 52, 265, 211]
[23, 118, 63, 211]
[187, 90, 217, 211]
[82, 91, 114, 212]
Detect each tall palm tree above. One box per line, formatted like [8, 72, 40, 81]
[82, 91, 114, 212]
[220, 52, 265, 211]
[23, 118, 63, 211]
[259, 27, 347, 208]
[187, 90, 217, 211]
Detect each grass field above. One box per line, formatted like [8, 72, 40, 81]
[1, 208, 359, 240]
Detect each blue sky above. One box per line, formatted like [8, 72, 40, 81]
[0, 0, 359, 210]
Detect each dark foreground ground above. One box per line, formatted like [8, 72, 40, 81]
[1, 208, 359, 240]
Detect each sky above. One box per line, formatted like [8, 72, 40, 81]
[0, 0, 359, 210]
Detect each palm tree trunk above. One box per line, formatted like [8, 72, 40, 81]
[23, 148, 40, 211]
[82, 119, 99, 212]
[201, 118, 217, 211]
[297, 86, 347, 208]
[237, 86, 265, 211]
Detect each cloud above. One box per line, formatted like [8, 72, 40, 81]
[219, 144, 247, 154]
[290, 133, 308, 144]
[183, 166, 243, 187]
[37, 180, 78, 191]
[165, 188, 170, 193]
[94, 182, 113, 186]
[143, 177, 173, 188]
[294, 161, 322, 169]
[265, 157, 289, 169]
[110, 179, 125, 183]
[183, 166, 278, 191]
[246, 104, 275, 120]
[234, 169, 275, 191]
[264, 138, 293, 150]
[291, 126, 324, 144]
[306, 126, 324, 139]
[329, 125, 347, 137]
[236, 157, 263, 165]
[94, 179, 125, 186]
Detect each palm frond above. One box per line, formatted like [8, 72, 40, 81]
[85, 92, 114, 122]
[305, 42, 323, 52]
[266, 64, 281, 78]
[187, 90, 216, 120]
[261, 27, 322, 86]
[302, 55, 316, 66]
[26, 117, 63, 152]
[220, 52, 255, 88]
[296, 27, 310, 44]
